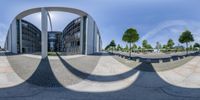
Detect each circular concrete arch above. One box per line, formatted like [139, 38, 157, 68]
[14, 7, 91, 58]
[5, 6, 101, 58]
[16, 7, 88, 19]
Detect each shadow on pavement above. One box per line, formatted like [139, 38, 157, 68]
[26, 57, 62, 87]
[57, 53, 138, 82]
[0, 52, 200, 99]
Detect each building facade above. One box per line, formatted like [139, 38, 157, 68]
[20, 20, 41, 53]
[48, 31, 62, 52]
[61, 16, 102, 55]
[62, 18, 81, 54]
[4, 19, 41, 54]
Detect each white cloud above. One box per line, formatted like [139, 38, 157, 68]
[141, 20, 188, 41]
[141, 20, 200, 47]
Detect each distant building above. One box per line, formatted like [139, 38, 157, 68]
[48, 31, 62, 52]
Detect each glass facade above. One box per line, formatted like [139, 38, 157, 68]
[20, 20, 41, 53]
[62, 18, 81, 55]
[48, 31, 62, 52]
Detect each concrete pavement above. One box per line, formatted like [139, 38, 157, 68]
[0, 52, 200, 100]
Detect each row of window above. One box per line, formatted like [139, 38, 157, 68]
[21, 20, 41, 53]
[64, 41, 80, 47]
[63, 46, 80, 54]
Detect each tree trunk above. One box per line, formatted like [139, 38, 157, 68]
[186, 42, 188, 55]
[129, 43, 131, 58]
[112, 47, 114, 54]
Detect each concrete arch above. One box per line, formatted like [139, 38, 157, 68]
[15, 7, 88, 19]
[5, 7, 102, 58]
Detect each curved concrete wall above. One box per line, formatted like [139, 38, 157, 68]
[4, 7, 102, 55]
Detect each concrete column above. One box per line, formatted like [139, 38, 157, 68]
[80, 17, 84, 54]
[41, 8, 48, 59]
[85, 16, 88, 55]
[19, 19, 22, 53]
[96, 33, 99, 52]
[11, 19, 18, 53]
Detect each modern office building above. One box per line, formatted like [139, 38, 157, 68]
[4, 7, 102, 58]
[61, 15, 102, 55]
[20, 20, 42, 53]
[62, 18, 81, 54]
[4, 19, 42, 54]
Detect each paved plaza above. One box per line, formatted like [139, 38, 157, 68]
[0, 51, 200, 100]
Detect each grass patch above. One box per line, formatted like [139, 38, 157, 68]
[48, 52, 61, 56]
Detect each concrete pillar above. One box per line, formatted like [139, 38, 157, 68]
[85, 16, 88, 55]
[80, 17, 84, 54]
[19, 19, 22, 53]
[41, 8, 48, 59]
[10, 19, 18, 53]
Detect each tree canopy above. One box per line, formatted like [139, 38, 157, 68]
[179, 30, 194, 54]
[194, 43, 200, 48]
[110, 40, 116, 47]
[142, 40, 148, 48]
[122, 28, 140, 57]
[142, 40, 152, 49]
[179, 30, 194, 44]
[105, 40, 116, 51]
[132, 44, 137, 49]
[122, 28, 139, 43]
[116, 44, 122, 51]
[124, 44, 129, 51]
[167, 39, 174, 49]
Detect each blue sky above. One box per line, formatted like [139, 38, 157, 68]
[0, 0, 200, 48]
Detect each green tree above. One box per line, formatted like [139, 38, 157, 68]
[147, 44, 153, 49]
[122, 28, 139, 57]
[142, 40, 148, 49]
[162, 45, 167, 49]
[179, 30, 194, 54]
[194, 43, 200, 48]
[138, 46, 142, 52]
[142, 40, 153, 51]
[167, 39, 175, 49]
[189, 45, 193, 51]
[162, 44, 168, 52]
[194, 43, 200, 51]
[109, 40, 116, 53]
[105, 44, 111, 51]
[124, 44, 129, 52]
[132, 44, 137, 52]
[116, 44, 122, 51]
